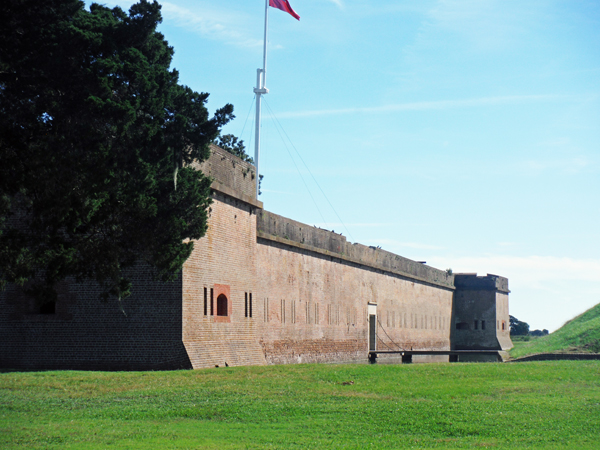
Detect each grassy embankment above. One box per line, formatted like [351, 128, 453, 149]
[510, 302, 600, 359]
[2, 361, 599, 449]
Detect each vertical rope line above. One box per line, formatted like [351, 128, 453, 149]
[263, 98, 355, 242]
[262, 105, 328, 225]
[239, 95, 256, 145]
[377, 316, 403, 350]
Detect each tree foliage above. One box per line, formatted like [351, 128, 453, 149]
[0, 0, 234, 304]
[214, 134, 253, 163]
[510, 315, 530, 336]
[529, 329, 549, 337]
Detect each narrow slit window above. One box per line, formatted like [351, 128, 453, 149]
[245, 292, 248, 318]
[210, 288, 214, 316]
[249, 293, 253, 318]
[204, 287, 207, 316]
[264, 298, 269, 322]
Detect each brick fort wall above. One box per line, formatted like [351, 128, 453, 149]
[0, 144, 508, 370]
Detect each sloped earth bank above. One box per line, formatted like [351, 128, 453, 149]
[510, 302, 600, 359]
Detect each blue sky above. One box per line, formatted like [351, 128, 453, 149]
[97, 0, 599, 332]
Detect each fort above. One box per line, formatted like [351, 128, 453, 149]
[0, 145, 512, 370]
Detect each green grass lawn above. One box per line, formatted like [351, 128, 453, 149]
[510, 302, 600, 359]
[2, 361, 599, 449]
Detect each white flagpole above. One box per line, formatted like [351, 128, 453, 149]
[253, 0, 269, 197]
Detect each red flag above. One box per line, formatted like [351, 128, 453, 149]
[269, 0, 300, 21]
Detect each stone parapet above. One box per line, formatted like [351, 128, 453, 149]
[454, 273, 510, 293]
[257, 210, 454, 289]
[191, 144, 259, 205]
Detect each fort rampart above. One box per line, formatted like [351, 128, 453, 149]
[0, 144, 511, 370]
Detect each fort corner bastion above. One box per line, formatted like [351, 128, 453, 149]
[0, 144, 512, 370]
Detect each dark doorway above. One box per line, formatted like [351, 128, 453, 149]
[369, 314, 376, 351]
[39, 301, 56, 315]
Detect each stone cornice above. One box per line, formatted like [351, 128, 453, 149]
[257, 230, 455, 291]
[211, 180, 263, 209]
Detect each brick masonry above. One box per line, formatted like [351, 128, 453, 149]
[451, 274, 512, 352]
[0, 144, 512, 370]
[254, 237, 453, 365]
[0, 266, 191, 371]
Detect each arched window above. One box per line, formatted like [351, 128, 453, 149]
[216, 294, 228, 316]
[39, 301, 56, 315]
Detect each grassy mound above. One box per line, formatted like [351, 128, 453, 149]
[511, 302, 600, 358]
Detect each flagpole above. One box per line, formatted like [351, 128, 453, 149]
[253, 0, 269, 197]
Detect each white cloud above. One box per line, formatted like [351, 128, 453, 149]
[368, 238, 444, 251]
[160, 2, 262, 48]
[517, 136, 599, 175]
[497, 242, 517, 247]
[277, 94, 565, 118]
[425, 0, 533, 51]
[85, 0, 262, 48]
[522, 157, 592, 174]
[347, 1, 432, 17]
[326, 0, 344, 9]
[314, 222, 391, 229]
[91, 0, 136, 7]
[432, 255, 600, 284]
[427, 254, 600, 332]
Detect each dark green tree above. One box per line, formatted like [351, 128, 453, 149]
[214, 134, 253, 163]
[0, 0, 234, 306]
[529, 329, 549, 337]
[510, 315, 530, 336]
